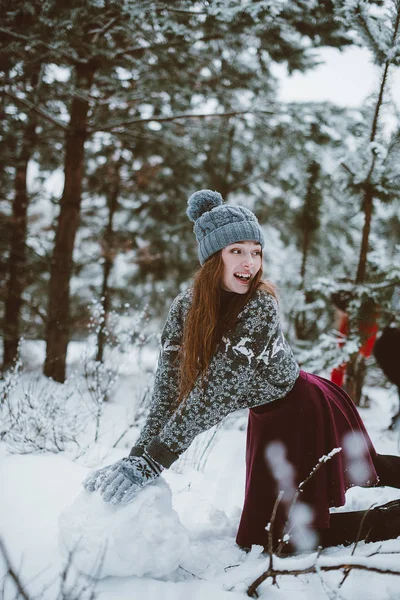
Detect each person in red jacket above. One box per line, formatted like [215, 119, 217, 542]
[330, 291, 378, 404]
[330, 298, 349, 387]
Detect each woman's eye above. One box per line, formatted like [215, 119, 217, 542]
[253, 251, 261, 256]
[231, 249, 240, 254]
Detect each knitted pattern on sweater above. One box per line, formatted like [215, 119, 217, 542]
[136, 287, 300, 466]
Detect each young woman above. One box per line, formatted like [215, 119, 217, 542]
[84, 190, 400, 554]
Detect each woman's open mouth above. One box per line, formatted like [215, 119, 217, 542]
[234, 272, 251, 283]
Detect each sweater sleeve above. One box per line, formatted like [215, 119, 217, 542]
[133, 292, 187, 451]
[146, 290, 300, 467]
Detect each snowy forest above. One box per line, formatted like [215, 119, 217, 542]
[1, 0, 400, 599]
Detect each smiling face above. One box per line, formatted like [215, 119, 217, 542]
[221, 241, 262, 294]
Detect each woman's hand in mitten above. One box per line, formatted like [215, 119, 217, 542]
[99, 451, 163, 504]
[82, 446, 144, 493]
[83, 459, 125, 493]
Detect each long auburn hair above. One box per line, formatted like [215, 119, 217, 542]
[178, 249, 277, 403]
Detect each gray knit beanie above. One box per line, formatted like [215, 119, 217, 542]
[187, 189, 265, 265]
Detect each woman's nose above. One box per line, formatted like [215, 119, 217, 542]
[242, 254, 254, 267]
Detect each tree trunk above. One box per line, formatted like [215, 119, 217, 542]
[294, 231, 311, 340]
[355, 1, 399, 283]
[345, 353, 367, 407]
[44, 63, 95, 382]
[349, 184, 372, 405]
[349, 54, 392, 403]
[300, 229, 310, 289]
[3, 69, 41, 368]
[96, 161, 121, 363]
[355, 62, 389, 286]
[355, 185, 374, 285]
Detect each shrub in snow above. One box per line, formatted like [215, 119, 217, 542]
[0, 372, 87, 455]
[0, 536, 99, 600]
[59, 477, 190, 578]
[175, 422, 222, 473]
[0, 356, 23, 406]
[80, 299, 151, 441]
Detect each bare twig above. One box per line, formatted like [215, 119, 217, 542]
[266, 490, 285, 577]
[298, 448, 343, 493]
[112, 384, 151, 448]
[247, 558, 400, 598]
[338, 503, 377, 588]
[178, 566, 205, 580]
[276, 447, 342, 554]
[0, 537, 31, 600]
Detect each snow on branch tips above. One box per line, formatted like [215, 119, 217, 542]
[0, 363, 85, 455]
[246, 552, 400, 598]
[250, 444, 400, 598]
[79, 298, 150, 443]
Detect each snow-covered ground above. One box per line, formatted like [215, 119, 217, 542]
[1, 342, 400, 600]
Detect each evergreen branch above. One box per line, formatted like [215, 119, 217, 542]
[227, 171, 270, 192]
[90, 16, 119, 44]
[25, 242, 52, 266]
[226, 161, 283, 192]
[352, 4, 386, 64]
[369, 61, 390, 147]
[0, 27, 86, 66]
[365, 1, 400, 180]
[0, 26, 33, 44]
[2, 90, 69, 131]
[390, 0, 400, 53]
[113, 34, 223, 60]
[369, 279, 400, 291]
[340, 162, 356, 178]
[91, 109, 274, 133]
[116, 129, 202, 156]
[382, 127, 400, 165]
[157, 5, 208, 15]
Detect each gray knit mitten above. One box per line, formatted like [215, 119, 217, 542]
[83, 459, 125, 493]
[82, 446, 144, 493]
[99, 451, 163, 504]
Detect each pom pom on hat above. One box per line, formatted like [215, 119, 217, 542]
[187, 189, 223, 222]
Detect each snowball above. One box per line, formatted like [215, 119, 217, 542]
[59, 478, 190, 579]
[173, 490, 235, 539]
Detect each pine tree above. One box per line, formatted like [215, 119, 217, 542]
[2, 64, 44, 368]
[0, 0, 376, 379]
[293, 160, 323, 339]
[297, 161, 322, 289]
[342, 0, 400, 284]
[0, 1, 49, 368]
[337, 0, 400, 404]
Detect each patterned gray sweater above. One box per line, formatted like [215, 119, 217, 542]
[135, 288, 300, 468]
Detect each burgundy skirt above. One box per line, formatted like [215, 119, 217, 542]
[236, 370, 378, 549]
